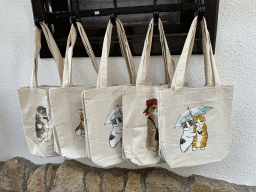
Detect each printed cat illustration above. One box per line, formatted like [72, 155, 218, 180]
[35, 106, 51, 143]
[75, 109, 85, 137]
[192, 114, 208, 151]
[180, 120, 197, 152]
[144, 99, 159, 152]
[109, 117, 123, 148]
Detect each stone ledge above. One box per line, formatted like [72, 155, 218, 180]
[0, 157, 255, 192]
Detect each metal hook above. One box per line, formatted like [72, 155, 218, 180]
[110, 14, 116, 26]
[153, 0, 159, 24]
[72, 0, 81, 22]
[34, 0, 46, 29]
[153, 11, 159, 24]
[111, 0, 117, 25]
[71, 16, 78, 28]
[35, 19, 42, 29]
[197, 0, 205, 21]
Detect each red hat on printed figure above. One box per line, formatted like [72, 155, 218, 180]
[143, 99, 157, 116]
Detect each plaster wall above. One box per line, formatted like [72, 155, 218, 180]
[0, 0, 256, 186]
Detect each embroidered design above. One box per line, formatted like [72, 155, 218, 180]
[144, 99, 159, 152]
[75, 109, 85, 137]
[105, 105, 123, 148]
[175, 106, 213, 153]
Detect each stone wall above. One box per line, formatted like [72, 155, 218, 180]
[0, 157, 255, 192]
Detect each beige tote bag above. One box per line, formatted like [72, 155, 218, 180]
[17, 23, 64, 157]
[158, 16, 234, 168]
[49, 23, 98, 158]
[122, 18, 175, 166]
[82, 19, 136, 167]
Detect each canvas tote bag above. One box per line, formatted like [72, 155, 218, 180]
[122, 18, 175, 166]
[158, 16, 234, 168]
[82, 18, 136, 167]
[49, 23, 99, 158]
[18, 23, 64, 157]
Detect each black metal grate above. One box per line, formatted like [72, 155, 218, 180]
[31, 0, 219, 58]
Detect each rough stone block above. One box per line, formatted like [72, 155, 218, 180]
[26, 165, 46, 192]
[0, 157, 255, 192]
[146, 169, 182, 192]
[51, 160, 85, 192]
[86, 172, 101, 192]
[0, 157, 25, 192]
[187, 182, 212, 192]
[0, 161, 5, 172]
[187, 175, 237, 192]
[125, 172, 142, 192]
[102, 171, 125, 192]
[25, 167, 33, 181]
[46, 164, 54, 188]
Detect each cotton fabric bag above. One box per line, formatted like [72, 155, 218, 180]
[18, 23, 64, 157]
[122, 18, 175, 166]
[82, 18, 136, 167]
[49, 23, 98, 158]
[158, 16, 234, 168]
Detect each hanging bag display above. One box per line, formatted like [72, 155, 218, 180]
[49, 23, 99, 158]
[122, 18, 175, 166]
[158, 16, 234, 168]
[17, 23, 64, 157]
[82, 18, 136, 167]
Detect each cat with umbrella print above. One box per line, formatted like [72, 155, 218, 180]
[105, 105, 123, 148]
[175, 106, 213, 153]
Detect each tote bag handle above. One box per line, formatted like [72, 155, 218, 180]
[30, 23, 64, 88]
[62, 23, 99, 87]
[171, 16, 221, 90]
[136, 18, 175, 86]
[97, 18, 137, 89]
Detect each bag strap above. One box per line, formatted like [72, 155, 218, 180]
[77, 23, 99, 74]
[116, 19, 137, 87]
[159, 19, 176, 85]
[201, 17, 221, 87]
[171, 16, 221, 90]
[62, 24, 77, 87]
[97, 18, 137, 88]
[136, 18, 175, 86]
[30, 23, 64, 88]
[62, 23, 99, 87]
